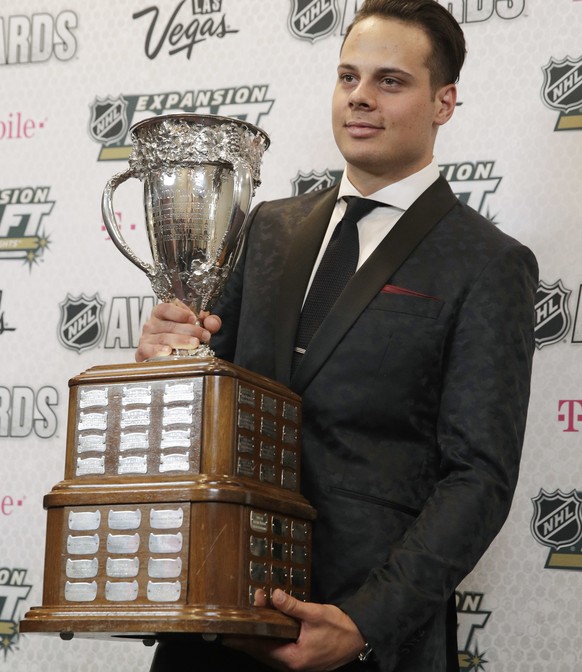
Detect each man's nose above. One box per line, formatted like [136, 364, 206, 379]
[348, 81, 376, 108]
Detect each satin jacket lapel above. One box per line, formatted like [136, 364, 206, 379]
[291, 177, 458, 394]
[275, 185, 340, 386]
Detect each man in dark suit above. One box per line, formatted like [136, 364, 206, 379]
[137, 1, 538, 670]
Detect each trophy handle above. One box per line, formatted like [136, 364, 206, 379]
[101, 169, 155, 278]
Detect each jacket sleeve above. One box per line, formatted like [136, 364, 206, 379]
[339, 242, 539, 671]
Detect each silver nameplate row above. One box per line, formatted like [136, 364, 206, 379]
[159, 452, 190, 472]
[120, 408, 151, 428]
[147, 580, 181, 602]
[122, 385, 152, 406]
[105, 580, 138, 602]
[106, 557, 140, 578]
[107, 533, 140, 554]
[250, 511, 269, 533]
[119, 431, 149, 451]
[149, 532, 183, 553]
[79, 388, 108, 408]
[260, 395, 277, 416]
[65, 581, 97, 602]
[78, 412, 107, 431]
[162, 405, 193, 426]
[66, 558, 98, 579]
[76, 456, 105, 476]
[77, 434, 106, 453]
[68, 510, 101, 531]
[160, 429, 191, 449]
[150, 508, 184, 529]
[118, 455, 148, 475]
[164, 381, 196, 403]
[148, 557, 182, 579]
[108, 509, 142, 530]
[67, 534, 99, 555]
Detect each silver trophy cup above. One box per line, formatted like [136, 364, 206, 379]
[102, 113, 270, 356]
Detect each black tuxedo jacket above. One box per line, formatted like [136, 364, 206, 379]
[212, 177, 538, 672]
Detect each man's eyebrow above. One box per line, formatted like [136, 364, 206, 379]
[337, 63, 412, 79]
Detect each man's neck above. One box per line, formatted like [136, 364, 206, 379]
[346, 161, 434, 196]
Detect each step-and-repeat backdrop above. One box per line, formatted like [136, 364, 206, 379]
[1, 1, 581, 670]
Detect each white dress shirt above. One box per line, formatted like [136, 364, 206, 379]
[303, 159, 441, 300]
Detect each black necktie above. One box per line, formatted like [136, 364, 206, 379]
[292, 196, 382, 371]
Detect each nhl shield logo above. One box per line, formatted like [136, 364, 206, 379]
[534, 279, 571, 349]
[58, 294, 105, 353]
[531, 489, 582, 550]
[542, 56, 582, 114]
[288, 0, 339, 43]
[88, 95, 129, 146]
[291, 169, 340, 196]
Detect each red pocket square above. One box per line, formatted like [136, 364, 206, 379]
[380, 284, 439, 301]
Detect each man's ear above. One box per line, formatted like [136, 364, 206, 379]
[434, 83, 457, 126]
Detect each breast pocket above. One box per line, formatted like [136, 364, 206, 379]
[367, 288, 444, 320]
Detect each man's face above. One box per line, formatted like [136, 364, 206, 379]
[332, 16, 456, 193]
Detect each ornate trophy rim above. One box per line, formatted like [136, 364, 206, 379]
[129, 112, 271, 149]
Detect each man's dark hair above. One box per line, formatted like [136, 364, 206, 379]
[344, 0, 466, 88]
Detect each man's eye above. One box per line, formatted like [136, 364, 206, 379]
[340, 74, 356, 83]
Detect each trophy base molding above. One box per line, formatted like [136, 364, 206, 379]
[20, 358, 315, 641]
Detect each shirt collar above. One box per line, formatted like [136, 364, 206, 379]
[337, 158, 440, 211]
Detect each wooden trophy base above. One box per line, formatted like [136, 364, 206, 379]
[20, 358, 315, 641]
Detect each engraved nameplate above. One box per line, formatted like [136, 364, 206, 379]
[148, 557, 182, 579]
[159, 452, 190, 472]
[120, 408, 151, 428]
[238, 386, 256, 406]
[66, 558, 98, 579]
[65, 581, 97, 602]
[272, 541, 289, 561]
[106, 557, 140, 578]
[77, 434, 106, 453]
[250, 536, 267, 557]
[79, 388, 108, 408]
[105, 580, 138, 602]
[147, 581, 181, 602]
[292, 545, 308, 564]
[164, 382, 195, 403]
[282, 402, 299, 423]
[238, 435, 255, 454]
[272, 517, 289, 537]
[150, 508, 184, 529]
[68, 510, 101, 531]
[122, 385, 152, 406]
[272, 566, 287, 586]
[282, 469, 297, 490]
[78, 412, 107, 431]
[118, 455, 148, 475]
[281, 449, 298, 469]
[162, 406, 193, 426]
[249, 562, 267, 582]
[291, 568, 307, 588]
[238, 457, 255, 477]
[149, 532, 183, 553]
[238, 410, 255, 431]
[282, 426, 298, 446]
[291, 522, 308, 542]
[107, 533, 140, 554]
[67, 534, 100, 555]
[250, 511, 269, 533]
[260, 443, 276, 461]
[260, 418, 277, 440]
[260, 395, 277, 416]
[76, 456, 105, 476]
[119, 431, 149, 451]
[108, 509, 142, 530]
[160, 429, 191, 449]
